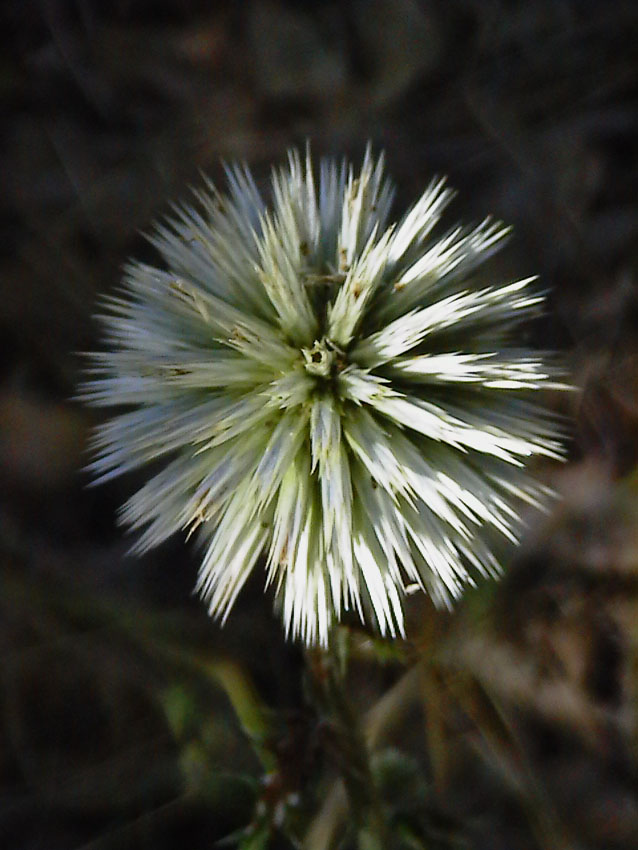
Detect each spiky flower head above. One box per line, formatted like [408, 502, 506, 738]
[83, 146, 565, 646]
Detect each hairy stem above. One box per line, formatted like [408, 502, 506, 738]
[305, 636, 388, 849]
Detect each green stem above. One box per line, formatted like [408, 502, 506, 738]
[306, 634, 387, 849]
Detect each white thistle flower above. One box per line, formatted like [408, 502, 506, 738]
[83, 146, 566, 646]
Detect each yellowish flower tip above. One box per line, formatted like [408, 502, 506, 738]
[82, 145, 567, 646]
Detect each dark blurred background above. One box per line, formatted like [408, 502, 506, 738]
[1, 1, 638, 848]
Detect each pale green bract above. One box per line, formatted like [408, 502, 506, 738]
[83, 147, 565, 646]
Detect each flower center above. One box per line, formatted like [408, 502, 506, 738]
[301, 338, 345, 378]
